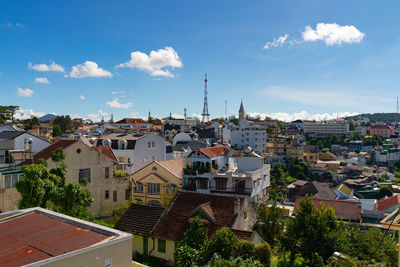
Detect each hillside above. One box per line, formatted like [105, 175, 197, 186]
[346, 113, 400, 123]
[39, 113, 57, 122]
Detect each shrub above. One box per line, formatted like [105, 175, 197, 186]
[174, 244, 199, 267]
[235, 241, 255, 259]
[254, 243, 272, 267]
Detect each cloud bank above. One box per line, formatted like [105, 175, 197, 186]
[69, 61, 113, 78]
[28, 62, 65, 72]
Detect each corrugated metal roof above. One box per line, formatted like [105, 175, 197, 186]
[0, 212, 110, 267]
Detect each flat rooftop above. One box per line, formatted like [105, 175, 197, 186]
[0, 208, 130, 267]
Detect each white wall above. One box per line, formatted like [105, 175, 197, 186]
[15, 133, 51, 155]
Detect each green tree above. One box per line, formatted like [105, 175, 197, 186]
[281, 196, 340, 266]
[15, 164, 61, 209]
[253, 202, 285, 248]
[51, 148, 66, 167]
[254, 243, 272, 267]
[202, 227, 240, 263]
[54, 115, 73, 132]
[377, 185, 393, 199]
[181, 216, 208, 250]
[0, 105, 19, 123]
[52, 124, 62, 137]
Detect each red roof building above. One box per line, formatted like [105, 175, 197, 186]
[377, 195, 400, 212]
[369, 124, 395, 138]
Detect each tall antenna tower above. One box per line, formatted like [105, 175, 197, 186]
[225, 100, 227, 121]
[397, 96, 399, 123]
[201, 73, 210, 123]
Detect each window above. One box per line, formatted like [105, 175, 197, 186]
[198, 179, 208, 190]
[148, 183, 160, 194]
[158, 239, 166, 253]
[113, 190, 117, 202]
[105, 190, 110, 199]
[215, 178, 227, 190]
[244, 212, 248, 221]
[4, 174, 22, 189]
[105, 257, 112, 267]
[125, 188, 130, 200]
[105, 167, 109, 179]
[166, 184, 177, 195]
[134, 182, 143, 193]
[147, 141, 155, 149]
[79, 168, 91, 183]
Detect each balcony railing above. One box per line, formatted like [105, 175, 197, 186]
[210, 187, 252, 195]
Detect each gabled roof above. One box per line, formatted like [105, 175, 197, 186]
[0, 131, 26, 140]
[152, 192, 242, 242]
[33, 140, 77, 163]
[115, 118, 146, 124]
[193, 146, 228, 158]
[92, 146, 118, 163]
[114, 204, 166, 235]
[334, 184, 352, 197]
[186, 202, 216, 224]
[377, 195, 400, 211]
[290, 182, 337, 202]
[158, 158, 185, 179]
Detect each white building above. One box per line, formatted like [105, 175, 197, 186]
[304, 120, 349, 137]
[228, 101, 267, 154]
[98, 133, 167, 174]
[0, 131, 51, 167]
[183, 146, 270, 202]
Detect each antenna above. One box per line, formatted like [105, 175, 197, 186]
[201, 73, 210, 123]
[184, 108, 187, 119]
[397, 96, 399, 123]
[225, 100, 227, 121]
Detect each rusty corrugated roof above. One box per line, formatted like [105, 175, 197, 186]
[0, 212, 110, 267]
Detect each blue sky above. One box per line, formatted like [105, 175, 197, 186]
[1, 0, 400, 121]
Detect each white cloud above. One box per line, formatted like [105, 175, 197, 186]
[171, 114, 185, 119]
[116, 47, 183, 77]
[14, 108, 47, 120]
[106, 98, 132, 109]
[69, 61, 113, 78]
[302, 23, 365, 45]
[246, 111, 359, 122]
[111, 91, 117, 95]
[263, 34, 289, 49]
[99, 110, 108, 117]
[80, 95, 86, 100]
[16, 87, 34, 97]
[259, 86, 391, 110]
[130, 112, 139, 117]
[28, 61, 65, 72]
[34, 77, 50, 84]
[87, 113, 101, 122]
[15, 22, 23, 27]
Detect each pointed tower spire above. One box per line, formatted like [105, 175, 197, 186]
[239, 100, 245, 121]
[201, 73, 210, 123]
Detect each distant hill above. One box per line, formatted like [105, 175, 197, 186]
[346, 113, 400, 123]
[39, 114, 57, 122]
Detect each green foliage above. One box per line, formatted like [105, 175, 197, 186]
[15, 164, 61, 209]
[174, 244, 199, 267]
[0, 105, 19, 123]
[253, 202, 285, 247]
[51, 148, 65, 165]
[377, 185, 393, 199]
[254, 243, 272, 267]
[281, 196, 340, 265]
[207, 254, 263, 267]
[37, 158, 47, 166]
[235, 241, 255, 260]
[50, 182, 93, 220]
[113, 170, 127, 177]
[181, 216, 208, 250]
[203, 227, 240, 262]
[23, 116, 40, 130]
[54, 115, 73, 132]
[91, 219, 115, 228]
[52, 124, 62, 137]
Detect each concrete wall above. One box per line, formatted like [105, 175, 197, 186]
[0, 188, 20, 212]
[40, 237, 132, 267]
[46, 141, 129, 218]
[149, 238, 175, 262]
[133, 135, 166, 172]
[15, 133, 51, 155]
[132, 235, 144, 254]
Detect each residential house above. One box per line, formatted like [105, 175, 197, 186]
[34, 138, 128, 217]
[377, 195, 400, 214]
[98, 133, 167, 174]
[303, 120, 349, 137]
[0, 131, 51, 168]
[131, 158, 185, 206]
[113, 118, 153, 131]
[115, 192, 263, 263]
[0, 166, 23, 212]
[266, 135, 303, 160]
[318, 151, 337, 161]
[172, 140, 207, 159]
[0, 124, 18, 133]
[369, 124, 396, 138]
[333, 184, 354, 200]
[0, 207, 132, 267]
[295, 196, 362, 222]
[303, 145, 319, 162]
[288, 181, 337, 202]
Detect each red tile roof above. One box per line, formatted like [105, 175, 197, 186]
[196, 146, 228, 158]
[33, 140, 77, 163]
[377, 195, 400, 211]
[0, 212, 109, 267]
[93, 145, 118, 163]
[371, 125, 391, 130]
[152, 192, 248, 241]
[158, 158, 185, 179]
[295, 197, 362, 222]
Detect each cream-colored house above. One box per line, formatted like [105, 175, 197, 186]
[0, 166, 23, 213]
[34, 138, 130, 217]
[131, 158, 185, 206]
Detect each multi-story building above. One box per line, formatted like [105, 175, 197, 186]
[369, 124, 397, 138]
[0, 166, 23, 212]
[266, 135, 303, 160]
[227, 101, 267, 154]
[183, 146, 270, 202]
[0, 130, 51, 168]
[34, 138, 129, 217]
[130, 158, 185, 206]
[98, 133, 167, 174]
[303, 120, 349, 137]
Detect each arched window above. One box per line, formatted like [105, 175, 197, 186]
[166, 184, 177, 195]
[133, 182, 143, 193]
[102, 139, 111, 147]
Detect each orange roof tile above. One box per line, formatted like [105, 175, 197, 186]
[377, 195, 400, 211]
[196, 146, 228, 158]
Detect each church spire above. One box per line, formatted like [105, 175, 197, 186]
[239, 100, 245, 121]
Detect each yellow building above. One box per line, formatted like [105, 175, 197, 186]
[130, 158, 185, 206]
[34, 138, 130, 217]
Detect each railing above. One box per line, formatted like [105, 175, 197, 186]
[209, 186, 252, 195]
